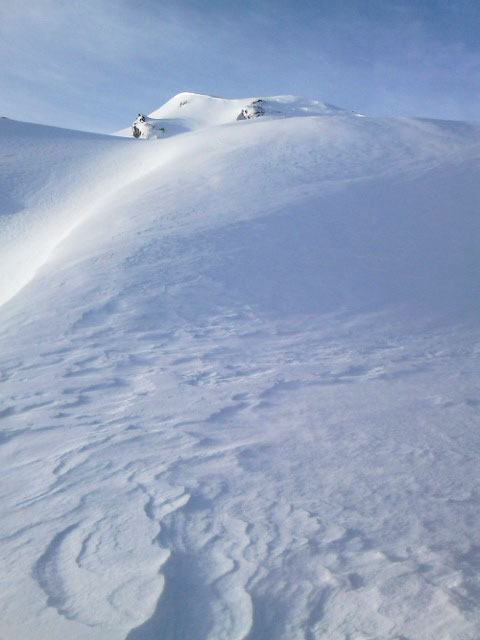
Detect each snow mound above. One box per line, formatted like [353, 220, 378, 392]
[116, 91, 351, 138]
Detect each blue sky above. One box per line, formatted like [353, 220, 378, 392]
[1, 0, 479, 132]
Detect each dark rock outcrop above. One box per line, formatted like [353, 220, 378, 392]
[237, 100, 265, 121]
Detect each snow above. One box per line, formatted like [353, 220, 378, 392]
[1, 94, 480, 640]
[114, 92, 352, 138]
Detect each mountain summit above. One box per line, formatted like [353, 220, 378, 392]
[116, 91, 353, 138]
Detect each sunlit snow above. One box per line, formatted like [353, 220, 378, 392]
[1, 93, 480, 640]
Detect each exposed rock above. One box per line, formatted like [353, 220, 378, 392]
[236, 100, 265, 121]
[131, 113, 165, 139]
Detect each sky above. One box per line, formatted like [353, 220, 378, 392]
[1, 0, 480, 133]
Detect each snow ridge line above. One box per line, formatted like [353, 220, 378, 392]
[2, 112, 479, 310]
[0, 128, 202, 309]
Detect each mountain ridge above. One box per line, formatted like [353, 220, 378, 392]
[115, 91, 355, 138]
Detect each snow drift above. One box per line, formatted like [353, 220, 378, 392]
[1, 93, 480, 640]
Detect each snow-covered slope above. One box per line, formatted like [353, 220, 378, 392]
[1, 95, 480, 640]
[115, 91, 351, 138]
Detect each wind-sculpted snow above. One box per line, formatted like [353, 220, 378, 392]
[1, 97, 480, 640]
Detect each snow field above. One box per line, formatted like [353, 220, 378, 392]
[1, 96, 480, 639]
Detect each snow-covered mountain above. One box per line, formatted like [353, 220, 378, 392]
[115, 92, 352, 138]
[1, 93, 480, 640]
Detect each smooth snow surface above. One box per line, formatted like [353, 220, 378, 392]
[1, 94, 480, 640]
